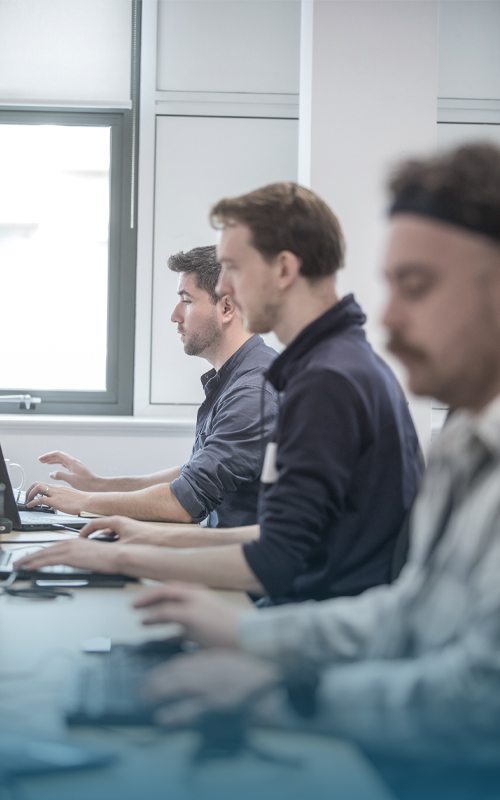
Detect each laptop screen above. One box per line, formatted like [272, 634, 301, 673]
[0, 444, 22, 529]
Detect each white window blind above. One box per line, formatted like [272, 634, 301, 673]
[0, 0, 132, 105]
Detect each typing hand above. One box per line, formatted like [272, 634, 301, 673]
[80, 515, 164, 545]
[134, 582, 239, 649]
[26, 482, 89, 515]
[38, 451, 100, 492]
[141, 650, 279, 727]
[13, 538, 124, 574]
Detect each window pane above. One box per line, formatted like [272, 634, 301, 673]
[0, 124, 110, 391]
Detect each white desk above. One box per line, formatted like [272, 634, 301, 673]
[0, 534, 394, 800]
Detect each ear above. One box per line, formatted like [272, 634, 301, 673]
[218, 294, 238, 324]
[484, 258, 500, 337]
[276, 251, 302, 289]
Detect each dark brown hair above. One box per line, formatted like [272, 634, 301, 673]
[388, 143, 500, 242]
[168, 245, 221, 304]
[210, 182, 345, 278]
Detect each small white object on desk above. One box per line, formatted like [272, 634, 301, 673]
[82, 637, 112, 653]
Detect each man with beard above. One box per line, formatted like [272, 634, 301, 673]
[25, 245, 278, 527]
[21, 187, 420, 601]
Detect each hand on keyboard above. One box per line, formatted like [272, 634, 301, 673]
[66, 639, 185, 726]
[25, 483, 89, 516]
[12, 538, 124, 574]
[141, 650, 279, 728]
[15, 490, 55, 514]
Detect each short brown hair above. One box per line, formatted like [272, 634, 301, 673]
[210, 182, 345, 278]
[388, 142, 500, 242]
[167, 245, 221, 304]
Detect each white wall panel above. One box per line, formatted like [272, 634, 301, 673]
[438, 1, 500, 100]
[157, 0, 300, 94]
[0, 0, 131, 104]
[150, 114, 298, 405]
[0, 419, 195, 488]
[309, 1, 438, 453]
[437, 121, 500, 150]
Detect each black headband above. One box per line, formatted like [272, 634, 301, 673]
[389, 185, 500, 243]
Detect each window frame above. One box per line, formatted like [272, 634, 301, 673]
[0, 106, 137, 415]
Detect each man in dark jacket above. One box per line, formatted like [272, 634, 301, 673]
[212, 184, 420, 602]
[20, 185, 420, 602]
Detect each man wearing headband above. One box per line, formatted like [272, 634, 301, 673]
[94, 143, 500, 772]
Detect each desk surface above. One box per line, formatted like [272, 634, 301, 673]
[0, 532, 394, 800]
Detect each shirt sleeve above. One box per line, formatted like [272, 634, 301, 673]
[239, 530, 500, 757]
[262, 640, 500, 761]
[321, 526, 500, 754]
[243, 369, 372, 597]
[169, 382, 277, 523]
[310, 638, 500, 758]
[238, 569, 410, 664]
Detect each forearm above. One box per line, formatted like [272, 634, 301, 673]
[117, 543, 265, 593]
[82, 483, 192, 522]
[238, 580, 405, 665]
[97, 467, 182, 492]
[158, 524, 260, 548]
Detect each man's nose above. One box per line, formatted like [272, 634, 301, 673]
[171, 301, 183, 324]
[216, 265, 232, 298]
[381, 289, 402, 333]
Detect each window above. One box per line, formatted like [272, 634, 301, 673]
[0, 108, 137, 414]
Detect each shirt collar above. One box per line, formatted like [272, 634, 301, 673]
[266, 294, 366, 391]
[200, 335, 263, 395]
[473, 392, 500, 455]
[432, 392, 500, 464]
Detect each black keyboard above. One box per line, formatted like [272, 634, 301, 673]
[65, 638, 186, 726]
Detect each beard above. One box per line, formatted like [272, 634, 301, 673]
[386, 332, 429, 365]
[386, 331, 439, 397]
[181, 317, 222, 357]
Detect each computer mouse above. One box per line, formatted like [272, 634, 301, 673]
[87, 530, 118, 542]
[133, 636, 185, 656]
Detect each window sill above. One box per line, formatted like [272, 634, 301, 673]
[0, 415, 197, 437]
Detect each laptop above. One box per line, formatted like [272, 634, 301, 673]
[0, 444, 87, 531]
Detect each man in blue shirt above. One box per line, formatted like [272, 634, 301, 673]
[26, 245, 278, 527]
[22, 187, 420, 603]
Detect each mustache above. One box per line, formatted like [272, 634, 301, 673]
[386, 333, 428, 362]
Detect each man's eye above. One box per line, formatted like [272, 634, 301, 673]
[182, 300, 191, 305]
[399, 276, 435, 299]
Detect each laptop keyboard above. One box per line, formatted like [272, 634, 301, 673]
[19, 510, 63, 524]
[65, 639, 186, 725]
